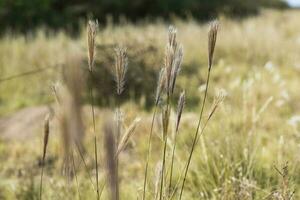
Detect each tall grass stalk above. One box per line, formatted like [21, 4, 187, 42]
[159, 96, 171, 200]
[142, 66, 166, 200]
[142, 106, 157, 200]
[87, 20, 98, 132]
[87, 20, 100, 200]
[157, 26, 183, 200]
[39, 114, 50, 200]
[178, 21, 219, 200]
[95, 137, 100, 200]
[71, 150, 82, 200]
[168, 91, 185, 195]
[159, 136, 168, 200]
[168, 92, 223, 200]
[98, 117, 140, 199]
[178, 67, 210, 199]
[113, 46, 127, 200]
[75, 141, 97, 193]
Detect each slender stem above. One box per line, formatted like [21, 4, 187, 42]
[159, 93, 171, 200]
[95, 137, 100, 200]
[71, 150, 82, 200]
[168, 111, 214, 200]
[168, 164, 185, 200]
[98, 180, 106, 199]
[89, 71, 97, 198]
[115, 98, 121, 200]
[142, 106, 158, 200]
[39, 163, 44, 200]
[168, 129, 179, 195]
[91, 88, 96, 132]
[89, 70, 96, 132]
[178, 70, 211, 200]
[75, 141, 97, 192]
[159, 137, 168, 200]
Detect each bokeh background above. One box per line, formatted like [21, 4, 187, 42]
[0, 0, 295, 112]
[0, 0, 288, 32]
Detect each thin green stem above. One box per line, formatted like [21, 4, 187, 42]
[159, 137, 168, 200]
[95, 137, 100, 200]
[89, 70, 96, 132]
[98, 180, 106, 200]
[178, 70, 211, 200]
[71, 150, 82, 200]
[115, 98, 121, 200]
[159, 93, 171, 200]
[168, 129, 179, 195]
[142, 106, 158, 200]
[75, 141, 97, 193]
[89, 61, 97, 200]
[39, 163, 44, 200]
[168, 110, 214, 200]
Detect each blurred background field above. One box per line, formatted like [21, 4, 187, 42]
[0, 1, 300, 199]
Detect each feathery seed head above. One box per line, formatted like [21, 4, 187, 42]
[114, 109, 124, 125]
[164, 26, 183, 95]
[208, 91, 225, 121]
[87, 20, 98, 71]
[116, 117, 141, 156]
[169, 45, 183, 94]
[165, 45, 175, 91]
[161, 106, 170, 140]
[175, 91, 185, 132]
[42, 113, 50, 163]
[208, 20, 219, 71]
[214, 90, 226, 105]
[155, 67, 167, 105]
[51, 82, 61, 105]
[114, 46, 128, 95]
[168, 26, 178, 50]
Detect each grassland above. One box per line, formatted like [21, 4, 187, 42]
[0, 9, 300, 199]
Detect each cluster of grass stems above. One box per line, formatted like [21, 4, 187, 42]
[38, 19, 224, 200]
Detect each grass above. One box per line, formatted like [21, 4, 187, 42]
[0, 9, 300, 200]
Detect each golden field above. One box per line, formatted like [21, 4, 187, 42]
[0, 9, 300, 200]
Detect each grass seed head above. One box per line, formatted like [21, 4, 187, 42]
[87, 19, 98, 71]
[175, 90, 185, 132]
[42, 113, 50, 163]
[168, 26, 178, 50]
[207, 90, 225, 121]
[169, 45, 183, 94]
[116, 117, 141, 156]
[208, 20, 219, 71]
[165, 26, 183, 95]
[162, 106, 170, 140]
[165, 45, 175, 93]
[114, 46, 128, 95]
[155, 67, 167, 105]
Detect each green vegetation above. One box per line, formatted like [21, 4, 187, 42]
[0, 0, 287, 32]
[0, 9, 299, 200]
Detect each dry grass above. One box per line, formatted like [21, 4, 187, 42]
[0, 9, 300, 200]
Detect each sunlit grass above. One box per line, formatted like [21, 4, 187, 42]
[0, 9, 300, 199]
